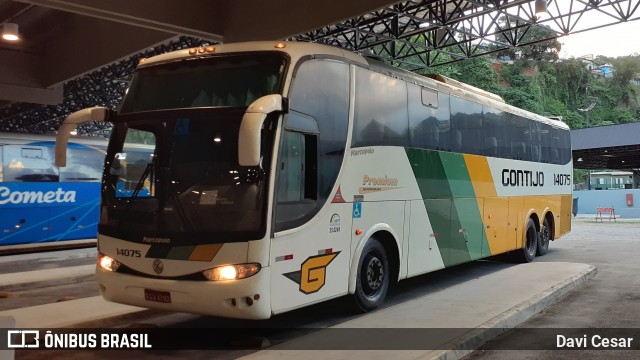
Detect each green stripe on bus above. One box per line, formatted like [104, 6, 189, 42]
[406, 148, 452, 199]
[406, 148, 489, 266]
[146, 245, 171, 259]
[406, 148, 451, 264]
[439, 152, 489, 262]
[166, 245, 196, 260]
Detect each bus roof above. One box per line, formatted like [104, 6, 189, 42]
[139, 41, 369, 69]
[138, 41, 569, 131]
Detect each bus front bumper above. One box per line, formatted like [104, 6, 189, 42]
[96, 265, 271, 320]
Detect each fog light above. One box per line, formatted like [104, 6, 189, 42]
[99, 254, 121, 272]
[203, 263, 260, 281]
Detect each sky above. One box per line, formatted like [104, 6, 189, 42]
[559, 20, 640, 59]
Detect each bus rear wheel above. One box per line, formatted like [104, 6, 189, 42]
[352, 238, 389, 312]
[537, 217, 551, 256]
[517, 218, 538, 263]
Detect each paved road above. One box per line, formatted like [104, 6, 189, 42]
[465, 220, 640, 359]
[0, 248, 98, 310]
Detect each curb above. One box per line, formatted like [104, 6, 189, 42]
[428, 264, 598, 360]
[0, 239, 96, 256]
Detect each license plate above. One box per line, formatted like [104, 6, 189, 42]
[144, 289, 171, 303]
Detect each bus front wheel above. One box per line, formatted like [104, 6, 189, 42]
[517, 218, 538, 263]
[352, 238, 389, 312]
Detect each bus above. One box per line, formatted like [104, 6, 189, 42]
[0, 133, 107, 246]
[55, 41, 572, 319]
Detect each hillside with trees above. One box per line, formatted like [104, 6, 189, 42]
[395, 29, 640, 131]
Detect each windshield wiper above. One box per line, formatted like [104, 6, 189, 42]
[131, 163, 154, 199]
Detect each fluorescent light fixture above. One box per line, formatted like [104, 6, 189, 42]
[535, 0, 549, 18]
[2, 23, 20, 41]
[419, 21, 431, 29]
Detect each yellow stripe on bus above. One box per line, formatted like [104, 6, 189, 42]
[463, 154, 497, 198]
[188, 244, 224, 262]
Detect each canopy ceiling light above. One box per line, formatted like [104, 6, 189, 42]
[2, 22, 20, 41]
[535, 0, 549, 18]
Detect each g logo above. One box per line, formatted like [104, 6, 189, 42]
[283, 252, 340, 294]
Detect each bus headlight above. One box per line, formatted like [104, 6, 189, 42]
[98, 254, 121, 272]
[202, 263, 261, 281]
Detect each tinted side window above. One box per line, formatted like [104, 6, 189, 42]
[2, 145, 58, 182]
[353, 68, 408, 147]
[508, 115, 531, 161]
[450, 96, 483, 155]
[289, 59, 348, 203]
[277, 131, 316, 203]
[408, 84, 450, 150]
[275, 130, 318, 228]
[482, 106, 508, 158]
[278, 59, 349, 231]
[538, 123, 552, 164]
[60, 148, 105, 182]
[529, 120, 542, 162]
[558, 128, 572, 165]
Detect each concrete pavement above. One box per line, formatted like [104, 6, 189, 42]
[238, 262, 596, 360]
[0, 257, 596, 359]
[0, 264, 94, 291]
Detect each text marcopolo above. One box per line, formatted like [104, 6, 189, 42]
[0, 186, 77, 205]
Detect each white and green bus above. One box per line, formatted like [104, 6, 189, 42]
[56, 41, 572, 319]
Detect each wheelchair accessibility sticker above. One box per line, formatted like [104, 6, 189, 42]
[352, 202, 362, 218]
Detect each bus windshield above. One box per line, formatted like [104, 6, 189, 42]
[120, 53, 287, 113]
[100, 108, 275, 243]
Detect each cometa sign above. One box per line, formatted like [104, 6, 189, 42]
[0, 187, 77, 205]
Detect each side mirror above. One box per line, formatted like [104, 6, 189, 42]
[55, 107, 114, 167]
[238, 94, 285, 166]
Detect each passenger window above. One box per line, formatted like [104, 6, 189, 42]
[353, 68, 409, 147]
[60, 147, 105, 182]
[2, 145, 58, 182]
[275, 129, 318, 230]
[509, 114, 530, 161]
[408, 84, 450, 151]
[450, 96, 483, 155]
[482, 107, 507, 158]
[277, 131, 317, 202]
[288, 59, 348, 207]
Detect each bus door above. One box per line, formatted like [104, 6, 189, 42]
[270, 127, 351, 314]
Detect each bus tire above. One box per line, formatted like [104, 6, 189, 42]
[517, 218, 538, 263]
[537, 217, 551, 256]
[352, 238, 389, 312]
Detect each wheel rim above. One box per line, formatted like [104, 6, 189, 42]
[363, 254, 384, 296]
